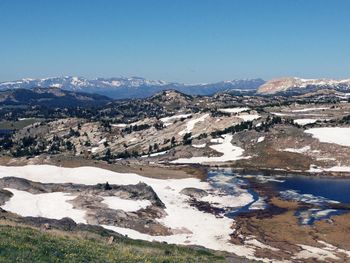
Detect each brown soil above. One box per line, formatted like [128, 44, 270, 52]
[231, 197, 350, 262]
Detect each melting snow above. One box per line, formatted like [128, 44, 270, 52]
[141, 151, 168, 158]
[98, 138, 107, 144]
[257, 136, 265, 143]
[309, 165, 350, 173]
[305, 127, 350, 147]
[178, 114, 209, 136]
[2, 188, 86, 223]
[192, 143, 206, 148]
[218, 107, 249, 114]
[0, 165, 257, 259]
[111, 124, 127, 128]
[291, 107, 329, 113]
[172, 134, 249, 164]
[102, 197, 151, 212]
[238, 114, 260, 122]
[160, 114, 191, 127]
[295, 244, 339, 261]
[294, 119, 318, 125]
[271, 112, 289, 116]
[249, 197, 267, 210]
[283, 146, 310, 153]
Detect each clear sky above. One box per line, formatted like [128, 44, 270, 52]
[0, 0, 349, 83]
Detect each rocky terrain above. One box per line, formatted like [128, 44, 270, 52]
[258, 77, 350, 95]
[0, 86, 350, 262]
[1, 88, 350, 176]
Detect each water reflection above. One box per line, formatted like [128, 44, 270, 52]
[208, 169, 350, 225]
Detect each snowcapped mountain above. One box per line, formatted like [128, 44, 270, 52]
[257, 77, 350, 95]
[0, 76, 264, 99]
[0, 76, 171, 91]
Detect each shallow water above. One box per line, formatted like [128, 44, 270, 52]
[271, 176, 350, 204]
[208, 169, 350, 224]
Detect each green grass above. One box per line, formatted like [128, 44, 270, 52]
[0, 225, 226, 263]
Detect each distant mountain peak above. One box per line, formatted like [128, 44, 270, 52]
[257, 77, 350, 95]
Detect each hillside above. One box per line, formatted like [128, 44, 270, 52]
[0, 224, 227, 263]
[1, 89, 350, 262]
[257, 77, 350, 95]
[0, 88, 112, 108]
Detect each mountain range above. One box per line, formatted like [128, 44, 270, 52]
[257, 77, 350, 95]
[0, 77, 264, 99]
[0, 87, 111, 108]
[1, 76, 350, 99]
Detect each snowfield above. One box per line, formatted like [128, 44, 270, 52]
[0, 165, 347, 262]
[294, 119, 318, 125]
[192, 143, 206, 148]
[0, 165, 258, 260]
[2, 188, 86, 223]
[141, 150, 168, 158]
[172, 134, 249, 164]
[178, 113, 209, 136]
[283, 146, 310, 154]
[238, 114, 260, 122]
[111, 123, 127, 128]
[308, 165, 350, 173]
[218, 107, 249, 113]
[305, 127, 350, 147]
[257, 136, 265, 143]
[102, 197, 151, 212]
[160, 114, 191, 127]
[295, 244, 339, 261]
[291, 107, 329, 113]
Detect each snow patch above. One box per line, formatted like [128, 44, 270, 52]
[192, 143, 206, 148]
[172, 134, 248, 164]
[305, 127, 350, 147]
[141, 151, 168, 158]
[295, 244, 339, 261]
[160, 114, 191, 127]
[0, 165, 256, 259]
[111, 123, 127, 128]
[98, 138, 107, 144]
[218, 107, 249, 114]
[178, 114, 209, 136]
[257, 136, 265, 143]
[238, 114, 260, 122]
[294, 119, 318, 125]
[2, 188, 86, 224]
[291, 107, 328, 113]
[283, 146, 310, 153]
[102, 197, 151, 212]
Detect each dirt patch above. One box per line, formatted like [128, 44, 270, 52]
[231, 197, 350, 262]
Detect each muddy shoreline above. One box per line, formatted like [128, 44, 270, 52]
[229, 176, 350, 262]
[1, 157, 350, 261]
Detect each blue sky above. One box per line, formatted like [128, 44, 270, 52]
[0, 0, 349, 83]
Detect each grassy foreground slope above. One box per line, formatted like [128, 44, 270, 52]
[0, 225, 226, 263]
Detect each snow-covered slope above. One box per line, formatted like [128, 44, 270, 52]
[257, 77, 350, 95]
[0, 76, 264, 99]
